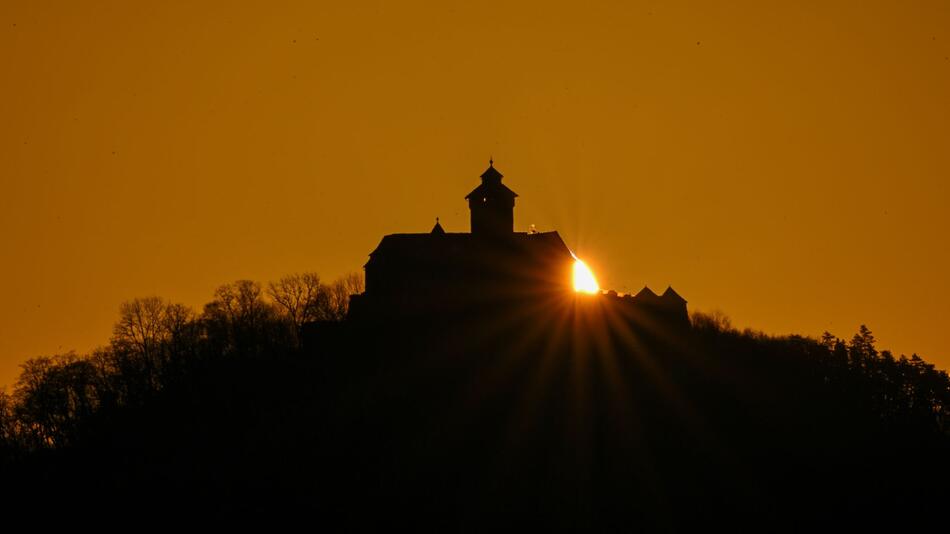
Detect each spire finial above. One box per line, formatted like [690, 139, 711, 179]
[489, 156, 493, 167]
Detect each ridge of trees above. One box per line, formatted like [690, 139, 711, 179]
[691, 312, 949, 437]
[0, 277, 948, 526]
[0, 271, 363, 453]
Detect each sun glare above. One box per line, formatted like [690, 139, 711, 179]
[573, 258, 600, 294]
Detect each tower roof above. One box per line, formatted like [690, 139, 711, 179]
[465, 160, 518, 200]
[634, 286, 658, 299]
[480, 161, 503, 181]
[662, 286, 686, 303]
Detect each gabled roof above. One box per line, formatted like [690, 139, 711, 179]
[635, 286, 658, 299]
[662, 286, 686, 303]
[431, 219, 446, 235]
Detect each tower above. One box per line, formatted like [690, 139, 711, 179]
[465, 159, 518, 236]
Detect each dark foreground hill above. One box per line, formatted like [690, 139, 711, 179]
[2, 293, 948, 530]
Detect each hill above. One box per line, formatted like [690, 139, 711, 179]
[1, 283, 948, 529]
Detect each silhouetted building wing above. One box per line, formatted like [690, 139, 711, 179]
[355, 231, 574, 317]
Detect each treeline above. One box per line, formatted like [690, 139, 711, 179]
[0, 272, 362, 455]
[1, 294, 947, 461]
[0, 283, 949, 527]
[691, 312, 950, 437]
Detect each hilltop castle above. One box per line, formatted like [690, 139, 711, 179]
[348, 161, 688, 326]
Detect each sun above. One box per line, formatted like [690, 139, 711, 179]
[572, 257, 600, 294]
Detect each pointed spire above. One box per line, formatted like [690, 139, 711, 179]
[634, 286, 658, 299]
[662, 286, 687, 303]
[480, 159, 503, 182]
[431, 216, 446, 235]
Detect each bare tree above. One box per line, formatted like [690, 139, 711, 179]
[689, 309, 733, 333]
[111, 296, 194, 391]
[112, 297, 166, 355]
[319, 272, 365, 321]
[204, 280, 273, 327]
[12, 353, 100, 448]
[202, 280, 279, 356]
[268, 272, 324, 344]
[0, 388, 17, 452]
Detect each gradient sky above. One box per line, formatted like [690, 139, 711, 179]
[2, 1, 948, 388]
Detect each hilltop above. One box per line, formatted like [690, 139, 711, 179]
[1, 281, 947, 529]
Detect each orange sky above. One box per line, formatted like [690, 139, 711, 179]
[1, 1, 948, 388]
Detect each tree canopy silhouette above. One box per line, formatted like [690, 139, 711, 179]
[0, 271, 947, 529]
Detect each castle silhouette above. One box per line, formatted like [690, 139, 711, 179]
[348, 161, 688, 326]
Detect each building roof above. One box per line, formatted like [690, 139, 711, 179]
[662, 286, 687, 303]
[480, 163, 503, 181]
[635, 286, 658, 299]
[465, 162, 518, 200]
[366, 231, 572, 270]
[465, 181, 518, 201]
